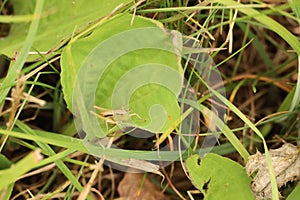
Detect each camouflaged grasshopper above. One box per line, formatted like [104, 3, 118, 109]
[90, 105, 144, 133]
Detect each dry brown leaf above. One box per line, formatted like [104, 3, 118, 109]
[245, 143, 300, 199]
[117, 173, 167, 200]
[119, 158, 165, 179]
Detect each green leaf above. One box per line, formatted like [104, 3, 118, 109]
[15, 120, 88, 197]
[186, 154, 255, 200]
[0, 150, 42, 190]
[0, 154, 13, 199]
[0, 127, 234, 162]
[0, 0, 132, 60]
[287, 183, 300, 200]
[0, 154, 11, 170]
[0, 0, 44, 130]
[216, 0, 300, 55]
[278, 87, 296, 112]
[289, 0, 300, 22]
[0, 183, 14, 200]
[61, 14, 182, 139]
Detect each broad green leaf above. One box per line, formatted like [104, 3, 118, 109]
[0, 0, 132, 60]
[61, 14, 182, 139]
[186, 154, 255, 200]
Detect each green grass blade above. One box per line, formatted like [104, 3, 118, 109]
[179, 99, 250, 161]
[0, 14, 35, 23]
[0, 127, 229, 162]
[35, 149, 76, 168]
[195, 71, 279, 199]
[0, 183, 14, 200]
[216, 0, 300, 55]
[212, 1, 300, 199]
[199, 104, 250, 160]
[15, 121, 92, 199]
[0, 0, 44, 107]
[288, 0, 300, 111]
[290, 57, 300, 111]
[0, 150, 42, 190]
[289, 0, 300, 22]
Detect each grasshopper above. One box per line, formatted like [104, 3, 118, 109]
[90, 105, 144, 135]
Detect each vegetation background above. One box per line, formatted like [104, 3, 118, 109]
[0, 0, 299, 199]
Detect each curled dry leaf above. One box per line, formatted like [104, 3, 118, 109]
[117, 173, 167, 200]
[109, 157, 165, 180]
[245, 143, 300, 199]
